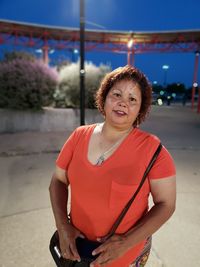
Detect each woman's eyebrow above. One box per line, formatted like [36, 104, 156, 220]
[129, 93, 138, 97]
[112, 88, 138, 97]
[112, 88, 121, 92]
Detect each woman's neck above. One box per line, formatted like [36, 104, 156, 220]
[101, 122, 133, 142]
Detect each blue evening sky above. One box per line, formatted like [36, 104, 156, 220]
[0, 0, 200, 87]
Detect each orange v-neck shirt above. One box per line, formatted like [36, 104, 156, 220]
[56, 124, 176, 267]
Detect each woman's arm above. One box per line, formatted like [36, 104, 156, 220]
[125, 175, 176, 247]
[49, 166, 69, 230]
[49, 166, 81, 261]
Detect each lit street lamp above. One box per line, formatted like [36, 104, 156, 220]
[127, 38, 134, 65]
[127, 39, 133, 49]
[69, 48, 79, 62]
[35, 48, 55, 64]
[162, 64, 169, 87]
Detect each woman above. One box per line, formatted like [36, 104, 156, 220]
[49, 65, 176, 267]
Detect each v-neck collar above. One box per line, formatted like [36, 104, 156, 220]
[85, 124, 136, 168]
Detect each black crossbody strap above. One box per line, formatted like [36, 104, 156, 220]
[105, 143, 163, 240]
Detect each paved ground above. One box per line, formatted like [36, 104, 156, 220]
[0, 104, 200, 267]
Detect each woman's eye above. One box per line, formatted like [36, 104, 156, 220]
[113, 93, 121, 97]
[130, 97, 136, 102]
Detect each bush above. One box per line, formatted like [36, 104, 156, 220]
[0, 58, 58, 110]
[54, 62, 111, 108]
[3, 51, 36, 63]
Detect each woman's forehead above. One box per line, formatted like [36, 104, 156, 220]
[111, 79, 140, 92]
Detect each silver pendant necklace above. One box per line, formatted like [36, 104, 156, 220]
[96, 155, 106, 166]
[95, 127, 133, 166]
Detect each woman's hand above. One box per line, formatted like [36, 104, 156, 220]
[90, 234, 130, 267]
[58, 223, 83, 262]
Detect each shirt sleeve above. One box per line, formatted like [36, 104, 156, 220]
[148, 145, 176, 179]
[56, 129, 77, 170]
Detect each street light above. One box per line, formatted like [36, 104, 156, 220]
[80, 0, 85, 126]
[192, 51, 199, 110]
[69, 48, 79, 62]
[127, 39, 134, 49]
[35, 48, 55, 64]
[127, 38, 134, 65]
[162, 64, 169, 86]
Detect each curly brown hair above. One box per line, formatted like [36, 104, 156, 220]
[95, 65, 152, 127]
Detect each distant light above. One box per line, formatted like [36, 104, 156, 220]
[36, 49, 42, 53]
[172, 93, 176, 98]
[157, 99, 163, 106]
[153, 81, 158, 85]
[162, 65, 169, 70]
[193, 82, 198, 87]
[127, 39, 134, 48]
[73, 49, 79, 54]
[167, 96, 171, 99]
[80, 69, 85, 74]
[160, 90, 165, 96]
[36, 48, 55, 54]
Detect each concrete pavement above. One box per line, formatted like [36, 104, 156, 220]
[0, 104, 200, 267]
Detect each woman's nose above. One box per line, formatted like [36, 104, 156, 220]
[118, 101, 127, 107]
[119, 97, 128, 107]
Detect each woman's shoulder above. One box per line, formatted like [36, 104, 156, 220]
[74, 123, 96, 135]
[62, 124, 96, 149]
[71, 123, 97, 141]
[134, 128, 160, 145]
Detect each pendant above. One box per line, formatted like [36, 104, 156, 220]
[96, 155, 105, 165]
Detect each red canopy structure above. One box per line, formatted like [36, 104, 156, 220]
[1, 19, 200, 54]
[0, 19, 200, 112]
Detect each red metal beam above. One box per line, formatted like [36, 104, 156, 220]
[0, 19, 200, 54]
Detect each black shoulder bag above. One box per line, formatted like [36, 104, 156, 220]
[49, 143, 162, 267]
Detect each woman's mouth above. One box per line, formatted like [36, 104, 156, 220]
[113, 110, 127, 116]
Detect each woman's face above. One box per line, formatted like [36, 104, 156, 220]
[104, 79, 142, 128]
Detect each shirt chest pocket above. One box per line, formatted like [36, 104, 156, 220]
[109, 180, 140, 212]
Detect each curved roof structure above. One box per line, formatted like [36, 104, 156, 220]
[0, 19, 200, 54]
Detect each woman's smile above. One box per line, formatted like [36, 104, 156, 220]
[113, 109, 128, 116]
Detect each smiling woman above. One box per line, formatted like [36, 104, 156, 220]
[49, 65, 176, 267]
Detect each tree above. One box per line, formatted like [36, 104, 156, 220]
[54, 61, 111, 108]
[152, 84, 164, 93]
[0, 51, 58, 110]
[166, 83, 186, 94]
[3, 51, 36, 63]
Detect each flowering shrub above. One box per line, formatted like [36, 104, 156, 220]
[0, 56, 58, 110]
[3, 51, 36, 63]
[55, 62, 111, 108]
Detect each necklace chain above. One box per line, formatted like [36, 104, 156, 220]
[96, 127, 133, 165]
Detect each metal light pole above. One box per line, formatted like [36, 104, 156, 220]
[162, 65, 169, 87]
[80, 0, 85, 125]
[191, 51, 199, 110]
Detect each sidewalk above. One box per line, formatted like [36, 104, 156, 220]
[0, 105, 200, 267]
